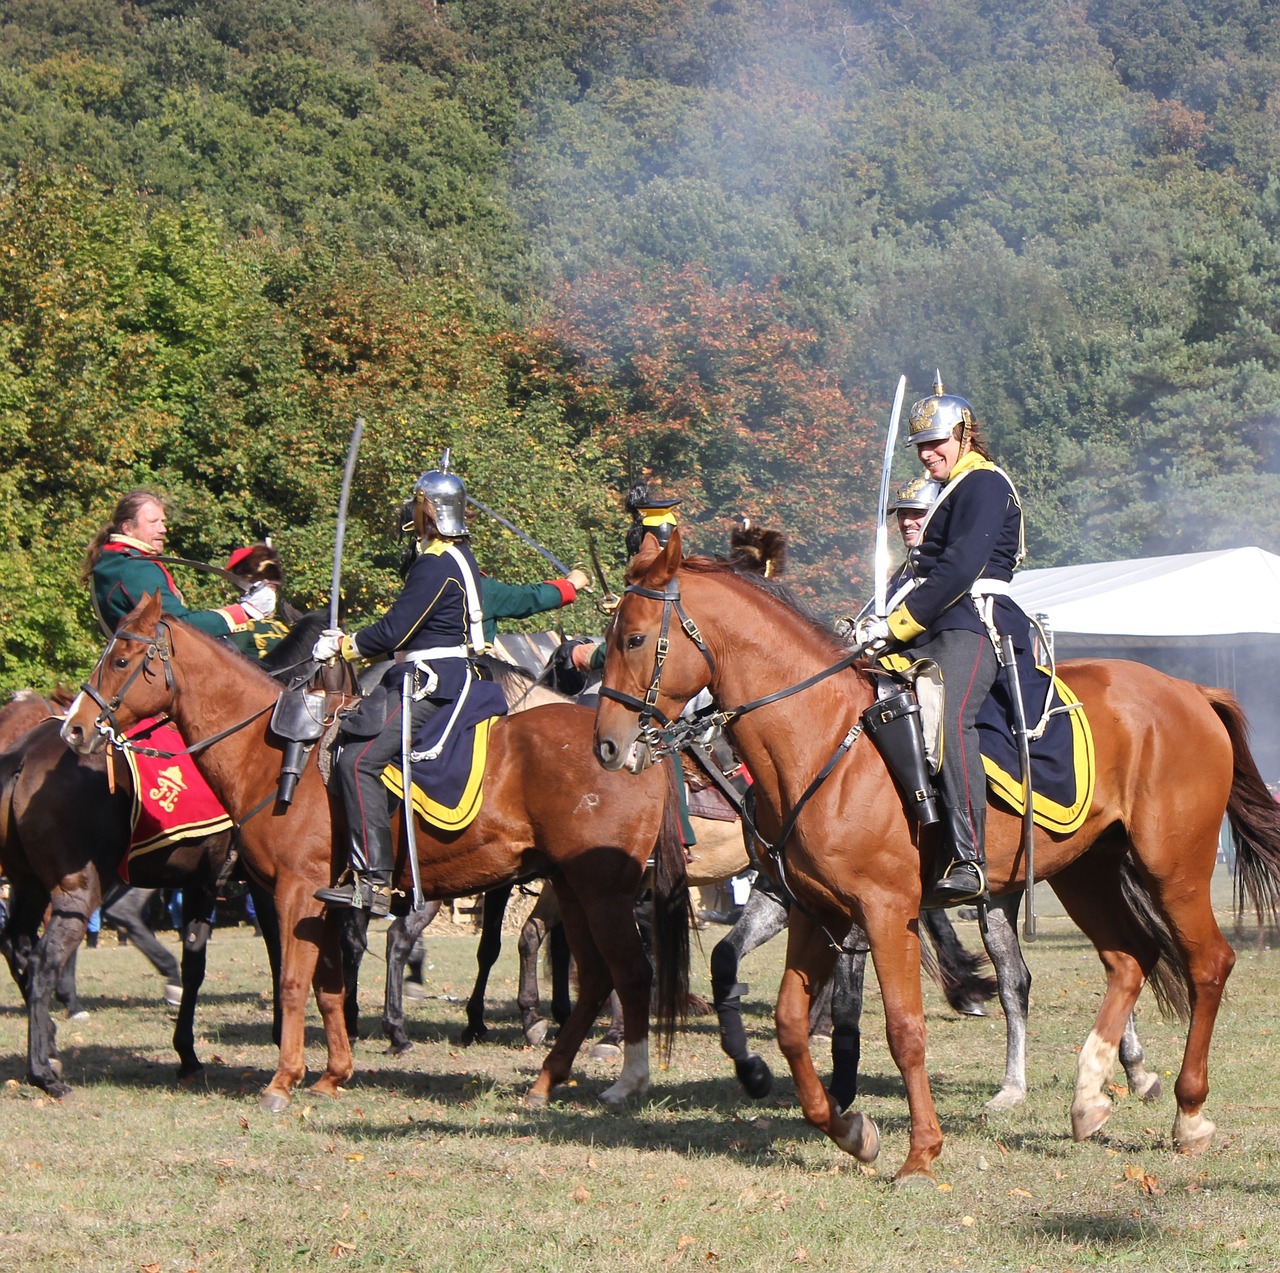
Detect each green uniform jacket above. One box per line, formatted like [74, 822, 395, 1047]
[480, 575, 578, 644]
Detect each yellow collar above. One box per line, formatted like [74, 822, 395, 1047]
[108, 533, 159, 554]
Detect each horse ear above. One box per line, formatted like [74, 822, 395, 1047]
[650, 527, 682, 586]
[141, 589, 165, 624]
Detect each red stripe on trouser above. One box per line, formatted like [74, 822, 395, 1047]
[952, 644, 986, 841]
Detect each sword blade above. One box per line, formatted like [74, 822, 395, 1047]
[874, 375, 908, 617]
[465, 494, 573, 577]
[330, 414, 366, 630]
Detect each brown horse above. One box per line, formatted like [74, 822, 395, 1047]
[60, 590, 690, 1112]
[593, 531, 1280, 1180]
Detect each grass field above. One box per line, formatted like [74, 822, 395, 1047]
[2, 876, 1279, 1272]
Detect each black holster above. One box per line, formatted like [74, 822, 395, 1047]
[269, 687, 327, 806]
[861, 689, 940, 826]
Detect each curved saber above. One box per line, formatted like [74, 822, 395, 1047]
[874, 375, 908, 618]
[330, 415, 365, 630]
[465, 494, 574, 578]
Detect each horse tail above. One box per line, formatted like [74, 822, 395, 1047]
[919, 909, 997, 1013]
[1200, 686, 1280, 925]
[649, 757, 692, 1060]
[1117, 859, 1191, 1021]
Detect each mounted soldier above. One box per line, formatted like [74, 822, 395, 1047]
[857, 374, 1032, 906]
[312, 453, 506, 918]
[81, 490, 282, 653]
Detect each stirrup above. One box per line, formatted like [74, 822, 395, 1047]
[315, 874, 393, 918]
[924, 860, 987, 908]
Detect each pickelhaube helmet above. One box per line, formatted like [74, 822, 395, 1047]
[624, 482, 681, 557]
[412, 448, 467, 538]
[904, 371, 974, 448]
[890, 475, 942, 513]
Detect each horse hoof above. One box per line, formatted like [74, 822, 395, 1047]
[1132, 1074, 1163, 1103]
[386, 1040, 414, 1057]
[522, 1088, 549, 1108]
[68, 1010, 90, 1022]
[177, 1062, 205, 1082]
[1070, 1097, 1112, 1141]
[984, 1085, 1027, 1111]
[525, 1019, 549, 1048]
[834, 1111, 880, 1163]
[164, 983, 183, 1007]
[892, 1167, 937, 1189]
[957, 1000, 987, 1017]
[458, 1024, 488, 1047]
[599, 1082, 647, 1107]
[590, 1042, 623, 1062]
[403, 982, 428, 1001]
[259, 1090, 291, 1114]
[48, 1057, 63, 1080]
[735, 1054, 773, 1100]
[1173, 1111, 1216, 1154]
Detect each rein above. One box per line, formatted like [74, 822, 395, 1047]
[602, 575, 873, 955]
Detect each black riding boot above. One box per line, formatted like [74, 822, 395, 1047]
[315, 824, 396, 918]
[930, 802, 987, 906]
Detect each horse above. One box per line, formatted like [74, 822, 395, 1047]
[0, 613, 327, 1096]
[593, 530, 1280, 1180]
[61, 589, 692, 1112]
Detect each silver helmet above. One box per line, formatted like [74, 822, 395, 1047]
[891, 475, 942, 512]
[412, 448, 467, 538]
[904, 370, 974, 447]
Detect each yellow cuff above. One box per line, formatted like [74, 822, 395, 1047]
[887, 606, 925, 643]
[340, 634, 361, 661]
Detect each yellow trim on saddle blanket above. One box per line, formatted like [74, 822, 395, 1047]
[981, 674, 1095, 834]
[380, 715, 496, 832]
[122, 747, 234, 858]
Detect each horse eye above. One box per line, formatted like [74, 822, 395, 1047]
[114, 656, 129, 669]
[625, 633, 646, 651]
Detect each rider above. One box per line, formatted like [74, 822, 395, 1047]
[81, 490, 279, 644]
[858, 375, 1031, 905]
[312, 455, 492, 918]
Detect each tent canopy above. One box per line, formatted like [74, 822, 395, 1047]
[1008, 547, 1280, 649]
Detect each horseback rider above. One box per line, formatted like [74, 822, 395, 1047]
[313, 457, 494, 918]
[82, 490, 280, 650]
[857, 375, 1031, 906]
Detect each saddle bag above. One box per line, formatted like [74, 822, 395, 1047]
[861, 689, 940, 826]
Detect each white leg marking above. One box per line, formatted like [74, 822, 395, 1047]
[600, 1038, 649, 1106]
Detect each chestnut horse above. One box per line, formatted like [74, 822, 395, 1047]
[593, 531, 1280, 1180]
[60, 590, 690, 1113]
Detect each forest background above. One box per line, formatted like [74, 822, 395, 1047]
[1, 0, 1278, 722]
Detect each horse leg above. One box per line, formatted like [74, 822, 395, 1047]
[261, 875, 352, 1112]
[590, 991, 625, 1060]
[28, 889, 94, 1097]
[101, 884, 181, 999]
[709, 881, 789, 1099]
[979, 891, 1033, 1110]
[172, 885, 214, 1079]
[1048, 858, 1165, 1143]
[382, 903, 439, 1056]
[55, 943, 87, 1019]
[775, 910, 879, 1166]
[517, 910, 551, 1045]
[339, 908, 369, 1042]
[548, 919, 572, 1027]
[828, 927, 867, 1115]
[461, 884, 512, 1045]
[1120, 1012, 1162, 1101]
[248, 877, 283, 1047]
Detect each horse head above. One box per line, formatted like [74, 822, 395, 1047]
[61, 590, 175, 754]
[595, 528, 718, 774]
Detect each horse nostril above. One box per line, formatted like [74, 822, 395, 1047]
[597, 738, 617, 765]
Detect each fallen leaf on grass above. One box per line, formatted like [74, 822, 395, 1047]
[961, 1216, 975, 1227]
[141, 1264, 161, 1273]
[677, 1235, 695, 1250]
[329, 1240, 356, 1256]
[572, 1186, 590, 1203]
[1009, 1188, 1033, 1198]
[793, 1248, 808, 1262]
[345, 1153, 364, 1163]
[936, 1183, 952, 1193]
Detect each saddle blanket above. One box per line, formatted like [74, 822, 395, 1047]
[380, 679, 508, 833]
[978, 662, 1095, 834]
[120, 717, 233, 876]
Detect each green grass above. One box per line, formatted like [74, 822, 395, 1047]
[2, 885, 1279, 1272]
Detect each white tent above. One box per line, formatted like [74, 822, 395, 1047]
[1008, 546, 1280, 650]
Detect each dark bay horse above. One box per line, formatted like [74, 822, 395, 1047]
[61, 590, 691, 1112]
[593, 531, 1280, 1180]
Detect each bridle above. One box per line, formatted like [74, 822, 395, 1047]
[80, 618, 271, 759]
[597, 571, 876, 956]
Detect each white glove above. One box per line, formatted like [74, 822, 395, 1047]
[312, 628, 346, 662]
[240, 580, 278, 621]
[855, 616, 891, 651]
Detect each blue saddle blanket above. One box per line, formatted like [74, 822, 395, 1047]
[977, 655, 1094, 834]
[381, 679, 508, 832]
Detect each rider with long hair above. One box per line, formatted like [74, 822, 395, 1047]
[858, 376, 1031, 905]
[82, 489, 280, 649]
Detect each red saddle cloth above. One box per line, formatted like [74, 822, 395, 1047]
[118, 717, 233, 879]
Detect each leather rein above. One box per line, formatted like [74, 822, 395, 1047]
[598, 577, 873, 952]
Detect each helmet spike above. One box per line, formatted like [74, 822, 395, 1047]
[933, 369, 945, 397]
[439, 447, 452, 474]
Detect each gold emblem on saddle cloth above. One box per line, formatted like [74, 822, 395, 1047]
[150, 765, 188, 813]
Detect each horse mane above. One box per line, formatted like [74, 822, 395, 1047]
[727, 524, 787, 577]
[476, 652, 573, 711]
